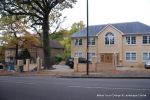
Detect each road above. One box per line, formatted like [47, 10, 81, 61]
[0, 76, 150, 100]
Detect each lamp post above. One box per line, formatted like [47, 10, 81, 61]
[86, 0, 89, 75]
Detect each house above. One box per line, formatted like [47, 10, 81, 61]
[71, 21, 150, 71]
[28, 40, 64, 65]
[5, 40, 64, 65]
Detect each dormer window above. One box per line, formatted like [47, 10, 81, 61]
[105, 32, 114, 44]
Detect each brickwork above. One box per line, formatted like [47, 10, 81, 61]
[71, 25, 150, 72]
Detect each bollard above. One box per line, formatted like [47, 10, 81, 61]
[74, 57, 79, 72]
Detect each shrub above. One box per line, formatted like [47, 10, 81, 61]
[55, 54, 63, 63]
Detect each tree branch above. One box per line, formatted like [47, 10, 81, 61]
[6, 9, 44, 20]
[30, 3, 44, 17]
[32, 0, 45, 12]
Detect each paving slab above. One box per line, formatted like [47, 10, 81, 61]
[1, 65, 150, 78]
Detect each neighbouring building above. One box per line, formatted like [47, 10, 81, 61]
[5, 40, 64, 65]
[71, 21, 150, 71]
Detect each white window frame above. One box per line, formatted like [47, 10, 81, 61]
[75, 38, 82, 46]
[125, 52, 136, 61]
[143, 52, 150, 61]
[88, 37, 95, 46]
[105, 32, 115, 45]
[143, 35, 150, 44]
[88, 52, 96, 61]
[125, 36, 136, 44]
[74, 52, 83, 58]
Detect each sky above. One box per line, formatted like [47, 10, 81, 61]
[61, 0, 150, 29]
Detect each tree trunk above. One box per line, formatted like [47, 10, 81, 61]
[42, 15, 52, 69]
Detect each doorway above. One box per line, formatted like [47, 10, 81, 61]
[100, 53, 113, 63]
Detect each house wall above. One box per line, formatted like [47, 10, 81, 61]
[97, 25, 123, 61]
[5, 49, 16, 62]
[71, 37, 99, 59]
[71, 37, 87, 58]
[5, 48, 64, 65]
[122, 35, 150, 68]
[71, 25, 150, 70]
[33, 48, 64, 64]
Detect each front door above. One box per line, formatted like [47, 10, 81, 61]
[101, 53, 112, 63]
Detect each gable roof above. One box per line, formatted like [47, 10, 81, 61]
[32, 40, 64, 49]
[71, 21, 150, 38]
[49, 40, 64, 49]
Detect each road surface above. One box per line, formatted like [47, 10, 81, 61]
[0, 76, 150, 100]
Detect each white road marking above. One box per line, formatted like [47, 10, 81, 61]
[68, 86, 81, 88]
[0, 80, 36, 85]
[14, 81, 35, 84]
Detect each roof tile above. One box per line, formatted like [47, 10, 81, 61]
[71, 21, 150, 38]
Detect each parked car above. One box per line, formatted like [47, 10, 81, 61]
[145, 59, 150, 69]
[0, 62, 3, 69]
[65, 57, 74, 69]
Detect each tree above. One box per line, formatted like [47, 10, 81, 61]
[50, 21, 85, 59]
[70, 21, 85, 34]
[0, 15, 30, 62]
[0, 0, 77, 69]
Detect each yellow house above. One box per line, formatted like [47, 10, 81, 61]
[71, 22, 150, 71]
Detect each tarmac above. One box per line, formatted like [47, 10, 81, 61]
[1, 65, 150, 78]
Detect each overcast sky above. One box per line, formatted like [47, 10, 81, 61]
[61, 0, 150, 29]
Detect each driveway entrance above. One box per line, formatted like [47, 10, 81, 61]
[97, 53, 118, 71]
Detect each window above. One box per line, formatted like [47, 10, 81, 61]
[105, 32, 114, 44]
[88, 52, 96, 61]
[143, 53, 150, 60]
[75, 52, 82, 57]
[75, 39, 82, 46]
[126, 52, 136, 61]
[88, 37, 95, 45]
[125, 36, 136, 44]
[143, 35, 150, 44]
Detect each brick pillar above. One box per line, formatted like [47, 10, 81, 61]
[40, 59, 43, 69]
[26, 59, 30, 72]
[119, 59, 122, 67]
[37, 57, 41, 71]
[92, 57, 97, 72]
[74, 57, 79, 72]
[17, 60, 24, 72]
[113, 53, 117, 70]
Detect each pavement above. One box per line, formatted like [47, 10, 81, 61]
[1, 65, 150, 78]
